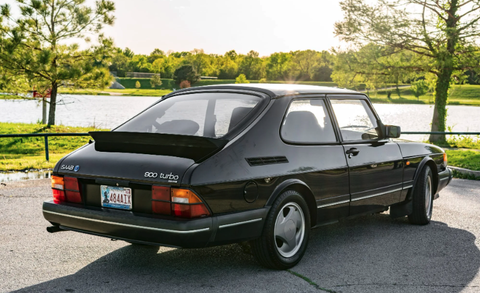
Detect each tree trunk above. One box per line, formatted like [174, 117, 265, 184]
[47, 82, 58, 126]
[429, 70, 452, 142]
[42, 97, 47, 124]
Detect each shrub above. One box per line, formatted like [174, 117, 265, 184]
[179, 80, 191, 88]
[235, 74, 249, 84]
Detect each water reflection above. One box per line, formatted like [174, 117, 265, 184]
[0, 170, 51, 183]
[0, 95, 479, 133]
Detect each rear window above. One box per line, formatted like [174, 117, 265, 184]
[116, 93, 262, 138]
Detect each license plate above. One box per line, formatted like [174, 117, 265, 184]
[100, 185, 132, 210]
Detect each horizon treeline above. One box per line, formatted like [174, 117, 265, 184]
[109, 48, 334, 82]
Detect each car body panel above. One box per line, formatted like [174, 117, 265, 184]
[43, 84, 452, 249]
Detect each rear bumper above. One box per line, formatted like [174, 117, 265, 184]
[437, 167, 453, 194]
[43, 200, 268, 248]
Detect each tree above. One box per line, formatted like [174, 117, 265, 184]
[335, 0, 480, 142]
[411, 79, 429, 100]
[173, 65, 199, 85]
[0, 0, 115, 126]
[150, 74, 162, 89]
[239, 50, 264, 80]
[235, 74, 249, 84]
[266, 52, 293, 81]
[135, 80, 141, 89]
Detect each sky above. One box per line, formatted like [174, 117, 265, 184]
[2, 0, 346, 56]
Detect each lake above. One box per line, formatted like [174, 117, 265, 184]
[0, 95, 479, 140]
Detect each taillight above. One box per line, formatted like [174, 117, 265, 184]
[443, 152, 448, 165]
[151, 186, 210, 218]
[64, 177, 82, 203]
[152, 186, 171, 215]
[51, 176, 65, 204]
[51, 176, 82, 204]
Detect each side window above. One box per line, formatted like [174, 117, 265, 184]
[281, 99, 337, 144]
[330, 99, 379, 141]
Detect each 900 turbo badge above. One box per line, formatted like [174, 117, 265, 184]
[144, 172, 158, 178]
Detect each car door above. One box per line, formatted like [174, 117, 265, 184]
[328, 96, 404, 215]
[280, 97, 350, 223]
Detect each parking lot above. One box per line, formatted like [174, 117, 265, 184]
[0, 178, 479, 293]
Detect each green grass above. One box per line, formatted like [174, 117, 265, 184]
[0, 122, 108, 171]
[370, 84, 480, 106]
[446, 149, 480, 171]
[59, 88, 171, 96]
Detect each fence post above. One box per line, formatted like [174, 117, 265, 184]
[44, 135, 49, 162]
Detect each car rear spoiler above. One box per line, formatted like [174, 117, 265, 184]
[89, 131, 229, 162]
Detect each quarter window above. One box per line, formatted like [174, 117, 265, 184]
[330, 99, 379, 141]
[281, 99, 337, 144]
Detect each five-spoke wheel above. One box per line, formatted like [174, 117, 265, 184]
[409, 165, 434, 225]
[251, 190, 310, 269]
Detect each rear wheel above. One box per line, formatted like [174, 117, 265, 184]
[408, 166, 433, 225]
[251, 190, 310, 269]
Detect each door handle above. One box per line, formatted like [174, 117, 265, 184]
[346, 148, 360, 158]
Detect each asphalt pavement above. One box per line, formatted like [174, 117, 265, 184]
[0, 178, 479, 293]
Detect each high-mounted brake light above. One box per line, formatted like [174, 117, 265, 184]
[151, 186, 210, 218]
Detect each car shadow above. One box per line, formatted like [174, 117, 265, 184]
[14, 214, 480, 293]
[298, 214, 480, 291]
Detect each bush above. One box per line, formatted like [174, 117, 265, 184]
[179, 80, 191, 88]
[173, 65, 199, 85]
[235, 74, 249, 84]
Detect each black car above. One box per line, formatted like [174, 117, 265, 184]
[43, 84, 452, 269]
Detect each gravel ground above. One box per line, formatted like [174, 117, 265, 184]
[0, 178, 478, 293]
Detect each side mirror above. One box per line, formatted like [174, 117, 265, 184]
[385, 125, 401, 138]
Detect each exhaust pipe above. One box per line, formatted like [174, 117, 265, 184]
[46, 225, 63, 233]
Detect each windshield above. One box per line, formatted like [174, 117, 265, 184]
[116, 92, 262, 138]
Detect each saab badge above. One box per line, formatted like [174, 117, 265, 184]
[74, 165, 80, 172]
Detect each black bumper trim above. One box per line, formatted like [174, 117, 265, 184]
[218, 218, 262, 229]
[43, 200, 268, 248]
[44, 210, 210, 234]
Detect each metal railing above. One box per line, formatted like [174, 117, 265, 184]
[0, 131, 478, 162]
[402, 131, 480, 135]
[0, 133, 90, 161]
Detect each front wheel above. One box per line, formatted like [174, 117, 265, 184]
[408, 166, 433, 225]
[250, 190, 310, 269]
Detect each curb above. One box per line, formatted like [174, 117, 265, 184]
[449, 166, 480, 179]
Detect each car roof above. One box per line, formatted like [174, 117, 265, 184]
[168, 83, 361, 98]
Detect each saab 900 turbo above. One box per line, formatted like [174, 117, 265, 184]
[43, 84, 452, 269]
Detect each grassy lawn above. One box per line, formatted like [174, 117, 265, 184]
[59, 88, 171, 96]
[0, 122, 108, 171]
[446, 149, 480, 171]
[1, 122, 479, 173]
[369, 84, 480, 106]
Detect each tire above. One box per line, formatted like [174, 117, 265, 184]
[408, 166, 433, 225]
[250, 190, 310, 269]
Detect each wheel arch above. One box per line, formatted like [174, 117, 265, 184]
[412, 157, 439, 197]
[265, 179, 317, 226]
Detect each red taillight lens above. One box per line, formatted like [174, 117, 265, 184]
[151, 186, 210, 218]
[53, 189, 65, 204]
[64, 177, 82, 203]
[51, 176, 65, 204]
[172, 202, 210, 218]
[152, 186, 171, 215]
[51, 176, 82, 204]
